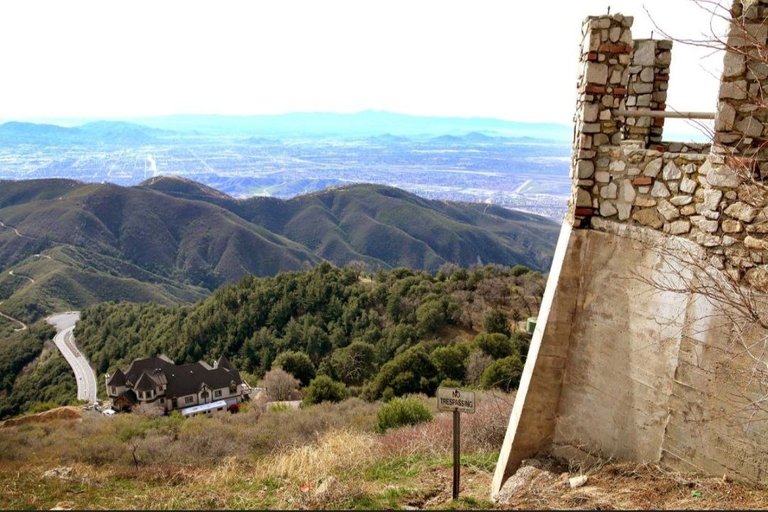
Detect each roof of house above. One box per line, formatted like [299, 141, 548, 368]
[107, 368, 126, 387]
[165, 362, 242, 398]
[124, 356, 175, 385]
[134, 372, 160, 392]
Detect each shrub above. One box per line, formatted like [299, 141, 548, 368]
[303, 375, 347, 405]
[473, 332, 517, 360]
[364, 346, 439, 400]
[262, 368, 300, 401]
[480, 355, 524, 392]
[430, 344, 469, 382]
[484, 308, 511, 337]
[273, 351, 316, 386]
[376, 396, 433, 433]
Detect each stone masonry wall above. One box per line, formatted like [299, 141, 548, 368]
[570, 2, 768, 289]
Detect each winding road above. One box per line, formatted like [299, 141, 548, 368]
[47, 312, 98, 403]
[0, 301, 27, 331]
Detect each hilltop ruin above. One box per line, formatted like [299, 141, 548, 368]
[493, 0, 768, 496]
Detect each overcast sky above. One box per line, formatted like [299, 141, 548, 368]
[0, 0, 729, 127]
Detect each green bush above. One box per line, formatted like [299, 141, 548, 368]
[303, 375, 347, 405]
[273, 350, 316, 386]
[376, 396, 433, 432]
[483, 309, 511, 337]
[480, 355, 524, 391]
[430, 344, 468, 382]
[364, 346, 439, 400]
[473, 332, 517, 360]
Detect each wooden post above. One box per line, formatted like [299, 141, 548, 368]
[453, 409, 460, 500]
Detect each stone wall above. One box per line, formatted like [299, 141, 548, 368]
[493, 0, 768, 498]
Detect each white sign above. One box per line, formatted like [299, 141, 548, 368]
[437, 387, 476, 413]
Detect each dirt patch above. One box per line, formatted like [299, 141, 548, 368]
[496, 458, 768, 510]
[0, 406, 81, 428]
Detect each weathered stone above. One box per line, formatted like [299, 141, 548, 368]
[569, 475, 589, 489]
[577, 160, 595, 179]
[703, 189, 723, 210]
[682, 163, 698, 175]
[745, 236, 768, 251]
[679, 176, 697, 194]
[724, 201, 758, 222]
[609, 159, 627, 173]
[720, 80, 747, 100]
[631, 82, 653, 94]
[633, 40, 655, 66]
[695, 204, 721, 220]
[656, 199, 680, 221]
[595, 171, 610, 183]
[747, 223, 768, 234]
[576, 188, 592, 207]
[586, 63, 609, 84]
[735, 116, 764, 138]
[746, 267, 768, 291]
[617, 201, 632, 221]
[619, 180, 636, 203]
[706, 163, 741, 188]
[599, 200, 618, 217]
[662, 161, 682, 180]
[715, 101, 736, 132]
[626, 166, 641, 176]
[600, 182, 618, 199]
[709, 255, 726, 269]
[680, 205, 697, 216]
[634, 196, 657, 207]
[665, 220, 691, 235]
[651, 180, 670, 198]
[670, 195, 693, 206]
[639, 67, 654, 82]
[643, 158, 663, 178]
[722, 219, 743, 233]
[582, 103, 600, 122]
[691, 215, 719, 233]
[696, 233, 721, 247]
[632, 207, 663, 229]
[723, 51, 745, 77]
[636, 94, 652, 107]
[738, 184, 768, 208]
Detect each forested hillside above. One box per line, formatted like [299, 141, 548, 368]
[75, 263, 545, 403]
[0, 178, 557, 324]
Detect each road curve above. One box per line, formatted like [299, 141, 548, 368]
[47, 312, 98, 403]
[0, 301, 27, 331]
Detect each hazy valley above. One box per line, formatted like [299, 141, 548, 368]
[0, 113, 572, 221]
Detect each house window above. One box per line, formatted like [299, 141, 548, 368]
[110, 386, 116, 395]
[185, 396, 193, 404]
[214, 390, 222, 398]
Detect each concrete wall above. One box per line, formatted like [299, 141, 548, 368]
[493, 1, 768, 496]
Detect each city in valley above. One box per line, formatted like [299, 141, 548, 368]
[0, 114, 572, 221]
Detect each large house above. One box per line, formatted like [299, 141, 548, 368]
[105, 354, 246, 414]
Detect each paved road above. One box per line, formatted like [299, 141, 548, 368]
[47, 312, 97, 403]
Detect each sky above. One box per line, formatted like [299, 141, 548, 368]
[0, 0, 729, 129]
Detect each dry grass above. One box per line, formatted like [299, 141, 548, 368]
[1, 393, 767, 509]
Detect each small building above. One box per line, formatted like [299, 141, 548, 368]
[105, 354, 245, 414]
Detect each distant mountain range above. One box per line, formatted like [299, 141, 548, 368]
[0, 177, 558, 322]
[1, 111, 572, 141]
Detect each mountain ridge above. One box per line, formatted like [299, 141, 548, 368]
[0, 177, 559, 321]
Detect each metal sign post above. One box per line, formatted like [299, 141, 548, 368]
[437, 387, 476, 500]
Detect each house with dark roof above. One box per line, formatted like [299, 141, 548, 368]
[105, 354, 245, 413]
